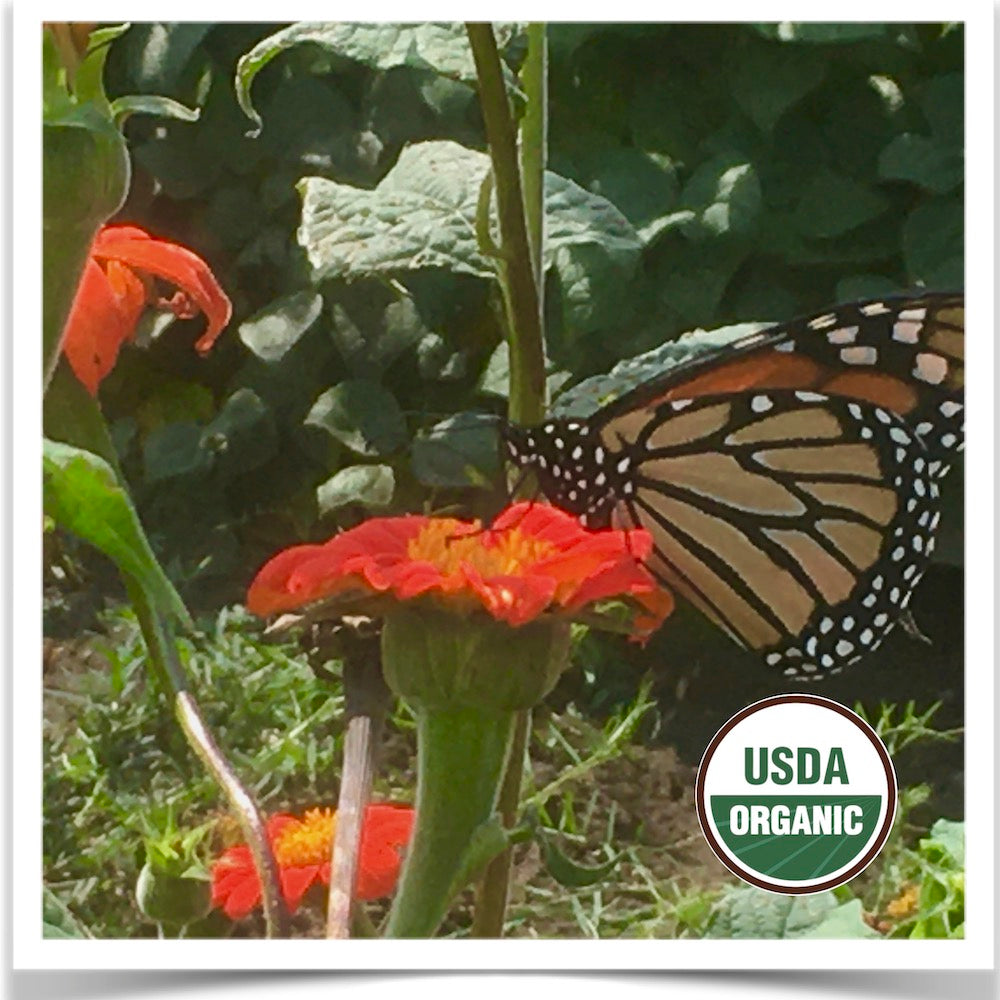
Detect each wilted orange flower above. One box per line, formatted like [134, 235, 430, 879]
[211, 804, 415, 919]
[247, 501, 673, 637]
[61, 225, 232, 394]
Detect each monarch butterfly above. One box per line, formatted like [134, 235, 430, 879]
[502, 293, 964, 679]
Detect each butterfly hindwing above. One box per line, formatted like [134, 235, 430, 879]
[610, 390, 940, 678]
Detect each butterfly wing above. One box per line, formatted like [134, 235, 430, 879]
[501, 294, 964, 677]
[601, 293, 964, 469]
[608, 389, 939, 678]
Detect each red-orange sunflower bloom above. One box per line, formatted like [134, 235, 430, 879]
[246, 501, 673, 637]
[211, 804, 415, 920]
[62, 224, 232, 395]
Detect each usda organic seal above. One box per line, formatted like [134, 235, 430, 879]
[696, 694, 897, 894]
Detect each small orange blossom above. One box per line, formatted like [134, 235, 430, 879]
[62, 225, 232, 394]
[211, 804, 415, 919]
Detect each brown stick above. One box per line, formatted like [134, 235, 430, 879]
[326, 714, 374, 937]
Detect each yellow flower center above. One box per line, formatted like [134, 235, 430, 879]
[407, 519, 558, 577]
[272, 808, 336, 867]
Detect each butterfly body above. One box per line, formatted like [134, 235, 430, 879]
[501, 293, 964, 679]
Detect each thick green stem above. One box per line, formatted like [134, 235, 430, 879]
[384, 706, 514, 938]
[466, 22, 546, 427]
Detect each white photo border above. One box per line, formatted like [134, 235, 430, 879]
[12, 0, 995, 971]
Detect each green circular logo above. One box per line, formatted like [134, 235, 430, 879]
[696, 694, 897, 894]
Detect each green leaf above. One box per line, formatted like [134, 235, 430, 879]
[143, 423, 211, 483]
[553, 242, 640, 339]
[200, 389, 278, 478]
[298, 140, 641, 282]
[920, 818, 964, 868]
[629, 64, 725, 165]
[706, 885, 878, 939]
[410, 412, 500, 488]
[798, 898, 881, 939]
[104, 22, 213, 97]
[920, 73, 963, 146]
[751, 23, 892, 44]
[478, 342, 570, 402]
[552, 321, 768, 419]
[132, 123, 223, 200]
[236, 22, 522, 132]
[328, 283, 429, 379]
[108, 94, 201, 125]
[835, 274, 904, 302]
[537, 829, 621, 888]
[256, 75, 362, 175]
[878, 133, 963, 194]
[135, 380, 215, 434]
[902, 197, 963, 287]
[305, 380, 408, 457]
[72, 25, 130, 109]
[317, 464, 395, 515]
[678, 154, 762, 241]
[793, 168, 890, 239]
[43, 439, 190, 628]
[239, 290, 324, 363]
[415, 333, 467, 382]
[568, 147, 680, 244]
[731, 41, 827, 132]
[651, 239, 749, 328]
[43, 888, 91, 939]
[44, 358, 123, 472]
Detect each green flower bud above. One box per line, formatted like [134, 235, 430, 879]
[381, 604, 571, 712]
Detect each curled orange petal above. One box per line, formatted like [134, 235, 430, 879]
[61, 224, 232, 394]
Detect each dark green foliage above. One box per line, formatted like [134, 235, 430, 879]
[93, 22, 962, 612]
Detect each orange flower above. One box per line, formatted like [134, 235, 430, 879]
[211, 804, 415, 920]
[61, 225, 232, 394]
[247, 501, 673, 637]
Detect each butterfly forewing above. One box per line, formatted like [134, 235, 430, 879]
[606, 293, 965, 468]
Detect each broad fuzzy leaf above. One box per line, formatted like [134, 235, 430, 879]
[706, 886, 879, 939]
[298, 140, 641, 284]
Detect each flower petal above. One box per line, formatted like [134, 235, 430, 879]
[91, 226, 232, 354]
[280, 864, 321, 912]
[462, 565, 557, 626]
[221, 875, 262, 920]
[558, 551, 657, 610]
[630, 586, 676, 641]
[357, 805, 415, 900]
[247, 519, 425, 615]
[61, 258, 136, 395]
